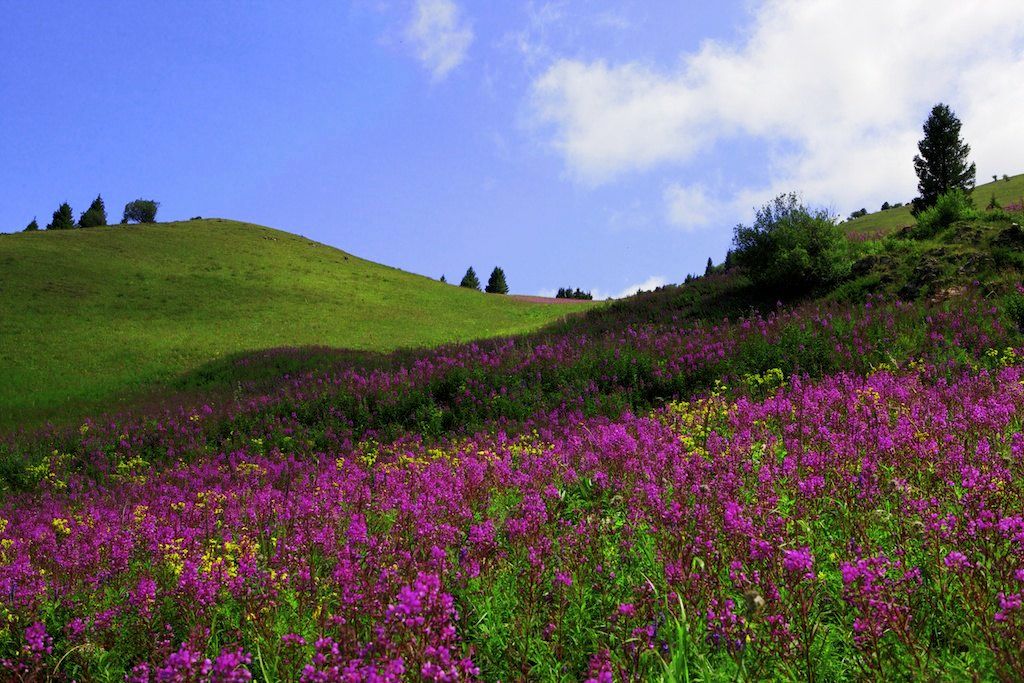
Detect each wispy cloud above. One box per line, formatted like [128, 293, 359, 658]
[530, 0, 1024, 218]
[664, 182, 717, 232]
[406, 0, 473, 81]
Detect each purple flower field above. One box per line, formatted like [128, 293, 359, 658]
[2, 292, 1024, 680]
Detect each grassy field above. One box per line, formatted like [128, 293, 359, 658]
[0, 219, 592, 429]
[844, 172, 1024, 237]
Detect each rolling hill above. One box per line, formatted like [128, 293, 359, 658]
[0, 219, 592, 429]
[844, 172, 1024, 237]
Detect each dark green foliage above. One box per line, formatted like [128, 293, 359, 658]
[485, 267, 509, 294]
[78, 194, 107, 228]
[1003, 290, 1024, 332]
[46, 202, 75, 230]
[705, 257, 714, 276]
[732, 192, 852, 293]
[556, 287, 593, 300]
[912, 103, 976, 214]
[848, 208, 868, 220]
[460, 266, 481, 290]
[912, 189, 978, 239]
[987, 193, 1002, 211]
[122, 199, 159, 224]
[23, 218, 39, 232]
[881, 202, 891, 211]
[439, 274, 447, 283]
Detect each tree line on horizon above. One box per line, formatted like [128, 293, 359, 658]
[21, 196, 160, 232]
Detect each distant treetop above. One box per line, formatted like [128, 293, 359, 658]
[460, 266, 481, 290]
[485, 267, 509, 294]
[79, 194, 107, 228]
[122, 199, 159, 224]
[46, 202, 76, 230]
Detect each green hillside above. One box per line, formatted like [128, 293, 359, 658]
[0, 219, 591, 429]
[845, 172, 1024, 237]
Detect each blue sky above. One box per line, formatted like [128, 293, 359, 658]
[3, 1, 1024, 298]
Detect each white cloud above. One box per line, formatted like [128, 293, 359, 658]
[406, 0, 473, 81]
[664, 182, 717, 231]
[530, 1, 1024, 217]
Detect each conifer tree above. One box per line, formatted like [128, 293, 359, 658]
[459, 266, 481, 290]
[705, 257, 714, 276]
[912, 103, 976, 214]
[485, 267, 509, 294]
[46, 202, 75, 230]
[23, 218, 39, 232]
[79, 194, 107, 228]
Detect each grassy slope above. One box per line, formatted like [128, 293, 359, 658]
[0, 219, 591, 428]
[844, 172, 1024, 237]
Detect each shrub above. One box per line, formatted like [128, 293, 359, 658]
[911, 188, 977, 238]
[46, 202, 75, 230]
[122, 199, 159, 224]
[732, 192, 851, 293]
[1004, 287, 1024, 331]
[23, 218, 39, 232]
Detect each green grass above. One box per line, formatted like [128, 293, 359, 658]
[0, 219, 592, 430]
[844, 172, 1024, 237]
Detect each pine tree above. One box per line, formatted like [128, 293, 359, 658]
[439, 274, 447, 283]
[459, 267, 481, 290]
[485, 267, 509, 294]
[912, 103, 976, 214]
[79, 194, 107, 228]
[704, 257, 714, 276]
[23, 218, 39, 232]
[46, 202, 76, 230]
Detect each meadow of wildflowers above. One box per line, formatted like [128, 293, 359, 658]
[2, 289, 1024, 680]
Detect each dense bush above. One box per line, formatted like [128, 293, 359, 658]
[911, 188, 978, 238]
[732, 192, 851, 293]
[121, 199, 159, 224]
[22, 218, 38, 232]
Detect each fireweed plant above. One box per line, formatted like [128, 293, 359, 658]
[1, 290, 1024, 679]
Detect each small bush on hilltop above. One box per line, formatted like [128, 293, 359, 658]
[732, 192, 851, 293]
[23, 218, 39, 232]
[911, 188, 978, 239]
